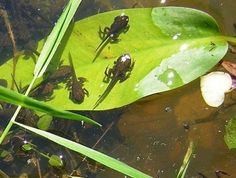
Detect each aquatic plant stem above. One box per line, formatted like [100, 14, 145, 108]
[0, 76, 37, 144]
[222, 36, 236, 44]
[0, 9, 18, 90]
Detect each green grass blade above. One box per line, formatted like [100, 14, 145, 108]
[176, 141, 194, 178]
[0, 0, 83, 144]
[0, 86, 100, 126]
[34, 0, 82, 77]
[14, 122, 152, 178]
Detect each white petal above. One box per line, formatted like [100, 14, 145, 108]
[200, 72, 232, 107]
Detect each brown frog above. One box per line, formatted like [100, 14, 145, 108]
[93, 53, 134, 109]
[96, 14, 129, 52]
[67, 53, 89, 103]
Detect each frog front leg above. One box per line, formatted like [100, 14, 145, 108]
[129, 60, 135, 72]
[120, 61, 135, 82]
[78, 77, 87, 85]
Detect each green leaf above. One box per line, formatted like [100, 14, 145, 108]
[48, 154, 64, 168]
[37, 114, 53, 130]
[0, 149, 11, 158]
[14, 122, 152, 178]
[0, 86, 100, 126]
[21, 143, 36, 151]
[176, 141, 194, 178]
[152, 7, 219, 38]
[0, 7, 230, 110]
[224, 117, 236, 149]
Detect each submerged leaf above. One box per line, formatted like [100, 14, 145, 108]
[177, 141, 194, 178]
[37, 114, 53, 130]
[22, 143, 36, 151]
[0, 149, 11, 158]
[224, 117, 236, 149]
[0, 7, 229, 110]
[48, 155, 64, 168]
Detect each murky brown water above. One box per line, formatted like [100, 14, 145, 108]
[1, 0, 236, 177]
[95, 1, 236, 177]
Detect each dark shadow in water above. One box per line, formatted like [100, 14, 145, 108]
[47, 107, 126, 176]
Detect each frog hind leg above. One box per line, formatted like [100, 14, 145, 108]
[119, 73, 129, 82]
[123, 24, 130, 34]
[83, 88, 89, 97]
[98, 26, 110, 40]
[103, 67, 112, 83]
[65, 79, 72, 90]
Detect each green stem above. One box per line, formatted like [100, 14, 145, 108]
[221, 36, 236, 44]
[32, 147, 51, 159]
[0, 75, 37, 144]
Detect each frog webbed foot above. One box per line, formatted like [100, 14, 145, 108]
[103, 76, 110, 83]
[110, 37, 120, 44]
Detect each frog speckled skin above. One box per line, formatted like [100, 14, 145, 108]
[96, 14, 129, 52]
[67, 53, 89, 103]
[93, 53, 134, 109]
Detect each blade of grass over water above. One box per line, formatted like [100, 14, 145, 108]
[0, 0, 83, 144]
[14, 122, 152, 178]
[0, 86, 99, 125]
[34, 0, 82, 77]
[176, 141, 194, 178]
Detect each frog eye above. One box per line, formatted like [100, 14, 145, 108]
[200, 71, 232, 107]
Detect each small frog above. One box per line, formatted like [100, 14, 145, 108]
[93, 53, 134, 109]
[95, 14, 129, 52]
[67, 53, 89, 103]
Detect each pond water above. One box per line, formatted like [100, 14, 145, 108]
[1, 0, 236, 177]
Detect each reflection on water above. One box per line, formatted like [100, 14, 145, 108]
[1, 0, 236, 177]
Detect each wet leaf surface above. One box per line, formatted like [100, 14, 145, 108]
[0, 7, 229, 110]
[224, 117, 236, 149]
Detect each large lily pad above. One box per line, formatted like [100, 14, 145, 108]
[0, 7, 229, 110]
